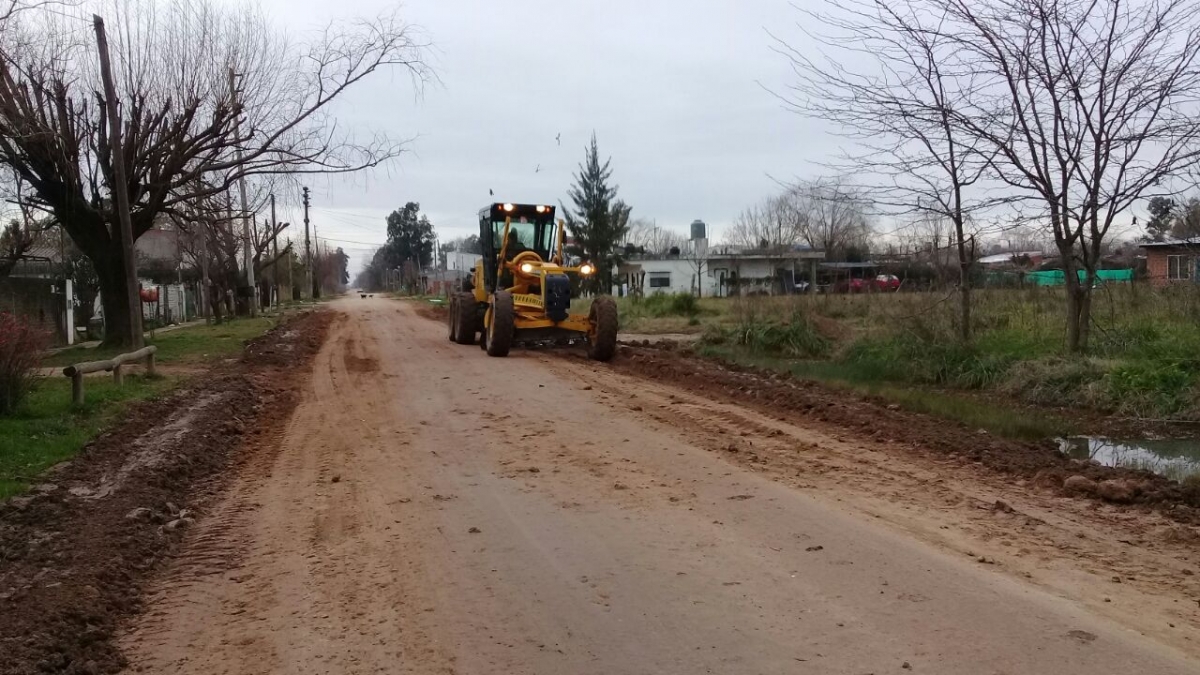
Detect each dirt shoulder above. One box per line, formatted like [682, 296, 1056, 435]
[0, 310, 333, 675]
[614, 343, 1200, 516]
[541, 343, 1200, 657]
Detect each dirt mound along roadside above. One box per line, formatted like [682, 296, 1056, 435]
[607, 344, 1200, 520]
[0, 310, 333, 675]
[412, 300, 449, 323]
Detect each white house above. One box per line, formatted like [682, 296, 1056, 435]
[617, 257, 712, 296]
[707, 247, 826, 296]
[446, 251, 482, 273]
[617, 246, 826, 297]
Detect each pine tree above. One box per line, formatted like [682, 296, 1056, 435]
[384, 202, 435, 268]
[1143, 196, 1177, 242]
[561, 133, 631, 293]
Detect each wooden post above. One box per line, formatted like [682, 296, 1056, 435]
[113, 364, 123, 385]
[72, 373, 84, 406]
[146, 350, 157, 376]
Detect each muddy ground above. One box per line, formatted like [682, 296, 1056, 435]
[0, 310, 332, 675]
[113, 297, 1200, 673]
[612, 343, 1200, 514]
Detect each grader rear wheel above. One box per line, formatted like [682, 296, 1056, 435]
[485, 291, 514, 357]
[586, 296, 618, 362]
[453, 292, 478, 345]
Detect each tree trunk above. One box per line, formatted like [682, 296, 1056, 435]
[1077, 276, 1094, 351]
[956, 241, 971, 343]
[958, 281, 971, 343]
[94, 253, 143, 348]
[1062, 262, 1084, 353]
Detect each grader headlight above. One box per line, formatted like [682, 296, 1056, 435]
[519, 261, 535, 275]
[579, 263, 595, 276]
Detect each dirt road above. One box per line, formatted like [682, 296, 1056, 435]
[121, 297, 1199, 674]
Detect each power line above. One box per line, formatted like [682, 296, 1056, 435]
[317, 235, 386, 247]
[311, 208, 387, 234]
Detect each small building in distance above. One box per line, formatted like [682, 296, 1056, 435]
[1140, 238, 1200, 286]
[615, 218, 826, 297]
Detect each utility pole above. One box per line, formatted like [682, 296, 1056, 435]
[313, 222, 321, 299]
[93, 15, 143, 348]
[303, 187, 313, 300]
[229, 66, 256, 317]
[270, 193, 278, 308]
[286, 235, 293, 301]
[199, 216, 210, 321]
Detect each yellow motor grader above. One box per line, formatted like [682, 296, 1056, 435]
[448, 202, 618, 361]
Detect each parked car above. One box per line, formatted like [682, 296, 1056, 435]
[873, 274, 901, 292]
[832, 277, 868, 293]
[832, 275, 901, 293]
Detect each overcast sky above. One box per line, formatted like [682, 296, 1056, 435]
[255, 0, 835, 275]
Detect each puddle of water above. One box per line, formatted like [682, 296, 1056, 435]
[1059, 437, 1200, 481]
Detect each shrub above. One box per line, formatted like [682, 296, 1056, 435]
[0, 313, 46, 415]
[634, 292, 701, 318]
[841, 335, 1015, 389]
[704, 311, 830, 358]
[1104, 361, 1196, 418]
[997, 357, 1103, 406]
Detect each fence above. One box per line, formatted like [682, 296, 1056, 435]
[62, 345, 158, 405]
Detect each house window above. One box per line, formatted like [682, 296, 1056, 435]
[1168, 254, 1191, 281]
[648, 272, 671, 288]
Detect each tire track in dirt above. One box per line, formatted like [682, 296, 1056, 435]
[543, 350, 1200, 659]
[120, 298, 1200, 674]
[121, 305, 454, 675]
[0, 310, 332, 675]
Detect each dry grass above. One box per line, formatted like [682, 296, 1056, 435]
[687, 284, 1200, 421]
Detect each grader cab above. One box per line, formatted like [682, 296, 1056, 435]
[448, 202, 618, 361]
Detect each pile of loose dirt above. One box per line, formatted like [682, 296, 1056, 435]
[413, 301, 449, 323]
[609, 344, 1200, 519]
[0, 310, 333, 675]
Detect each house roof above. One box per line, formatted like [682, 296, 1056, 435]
[819, 261, 878, 269]
[978, 251, 1045, 265]
[1139, 237, 1200, 248]
[135, 227, 182, 263]
[707, 249, 825, 261]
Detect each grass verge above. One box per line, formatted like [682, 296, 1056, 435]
[5, 316, 279, 499]
[0, 374, 177, 499]
[44, 317, 277, 368]
[699, 344, 1075, 442]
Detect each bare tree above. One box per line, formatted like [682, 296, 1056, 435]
[777, 0, 997, 339]
[936, 0, 1200, 351]
[0, 218, 34, 276]
[727, 193, 803, 252]
[786, 178, 873, 259]
[625, 217, 685, 256]
[0, 0, 432, 345]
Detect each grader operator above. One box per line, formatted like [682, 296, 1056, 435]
[447, 202, 618, 361]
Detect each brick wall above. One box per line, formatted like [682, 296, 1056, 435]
[1147, 249, 1170, 287]
[1145, 248, 1199, 287]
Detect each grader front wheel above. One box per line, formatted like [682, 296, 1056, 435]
[485, 291, 514, 357]
[586, 296, 618, 362]
[447, 295, 458, 342]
